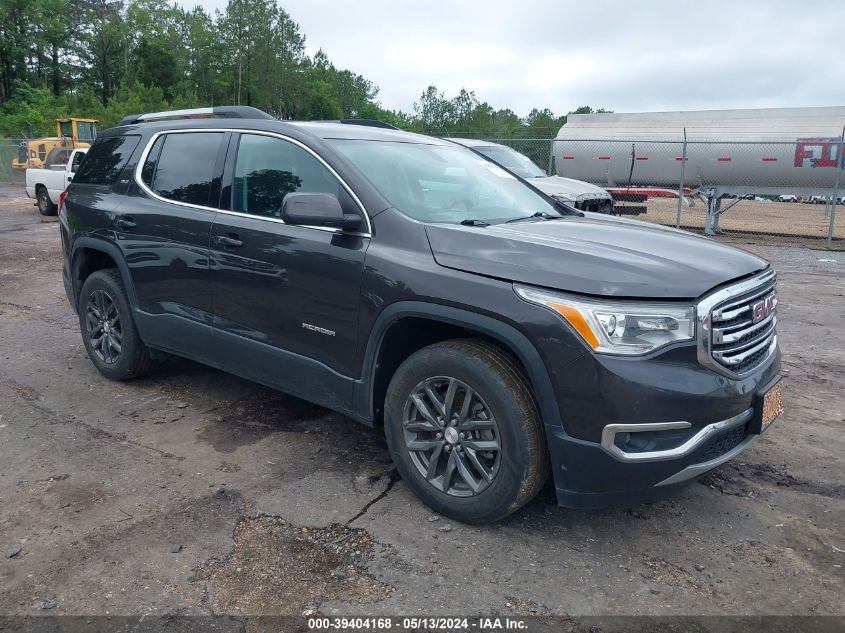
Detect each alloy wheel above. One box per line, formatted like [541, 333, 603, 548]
[85, 289, 122, 364]
[402, 376, 501, 497]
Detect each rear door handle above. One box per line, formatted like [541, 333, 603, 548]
[213, 234, 243, 248]
[114, 216, 136, 230]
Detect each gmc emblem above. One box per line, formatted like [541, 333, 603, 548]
[752, 296, 777, 323]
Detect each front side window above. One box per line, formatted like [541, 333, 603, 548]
[59, 121, 73, 137]
[330, 139, 560, 224]
[232, 134, 341, 218]
[73, 135, 141, 186]
[145, 132, 223, 207]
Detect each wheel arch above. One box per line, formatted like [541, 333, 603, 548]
[355, 301, 561, 430]
[70, 238, 139, 311]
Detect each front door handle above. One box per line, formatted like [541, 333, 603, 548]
[213, 234, 243, 248]
[114, 216, 136, 230]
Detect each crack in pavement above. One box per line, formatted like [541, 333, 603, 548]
[346, 469, 400, 525]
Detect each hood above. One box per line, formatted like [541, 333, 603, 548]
[425, 215, 768, 299]
[529, 176, 611, 201]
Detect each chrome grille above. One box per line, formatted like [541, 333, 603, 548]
[698, 271, 778, 377]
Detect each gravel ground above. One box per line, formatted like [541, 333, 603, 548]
[641, 197, 845, 244]
[0, 188, 843, 619]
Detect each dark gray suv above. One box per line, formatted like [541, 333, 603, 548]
[59, 106, 783, 523]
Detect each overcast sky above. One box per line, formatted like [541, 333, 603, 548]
[179, 0, 843, 117]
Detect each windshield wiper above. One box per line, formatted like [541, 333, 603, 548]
[505, 211, 562, 223]
[459, 219, 490, 227]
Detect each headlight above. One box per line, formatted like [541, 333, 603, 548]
[514, 285, 695, 355]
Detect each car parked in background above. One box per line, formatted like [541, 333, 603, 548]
[447, 138, 615, 215]
[25, 148, 87, 215]
[60, 106, 783, 524]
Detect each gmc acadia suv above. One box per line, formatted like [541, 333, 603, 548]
[60, 106, 783, 524]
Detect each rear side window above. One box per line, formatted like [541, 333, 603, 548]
[144, 132, 223, 207]
[71, 135, 140, 186]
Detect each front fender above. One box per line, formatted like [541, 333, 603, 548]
[353, 300, 562, 431]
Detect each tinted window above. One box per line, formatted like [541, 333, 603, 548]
[73, 135, 141, 185]
[149, 133, 223, 207]
[140, 136, 164, 187]
[232, 134, 340, 218]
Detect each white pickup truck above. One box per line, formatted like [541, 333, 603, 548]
[25, 147, 87, 216]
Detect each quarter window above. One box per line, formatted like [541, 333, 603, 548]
[144, 132, 223, 207]
[140, 136, 164, 188]
[232, 134, 341, 218]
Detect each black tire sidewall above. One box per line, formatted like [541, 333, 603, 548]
[385, 344, 539, 523]
[37, 188, 56, 216]
[78, 270, 146, 380]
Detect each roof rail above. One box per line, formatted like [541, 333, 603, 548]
[118, 106, 275, 127]
[338, 119, 399, 130]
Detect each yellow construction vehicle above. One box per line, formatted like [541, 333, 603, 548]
[11, 117, 98, 171]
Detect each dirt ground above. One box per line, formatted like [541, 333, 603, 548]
[0, 188, 843, 620]
[641, 197, 845, 245]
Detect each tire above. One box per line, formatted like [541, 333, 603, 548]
[384, 339, 549, 524]
[36, 186, 57, 216]
[78, 269, 159, 380]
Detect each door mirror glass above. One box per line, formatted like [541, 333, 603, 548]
[282, 192, 361, 231]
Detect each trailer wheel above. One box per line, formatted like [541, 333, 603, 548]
[36, 186, 57, 216]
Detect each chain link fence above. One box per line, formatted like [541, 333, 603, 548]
[479, 136, 845, 249]
[0, 139, 26, 184]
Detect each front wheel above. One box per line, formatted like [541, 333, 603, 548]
[384, 339, 549, 524]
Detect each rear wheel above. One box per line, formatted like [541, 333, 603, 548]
[78, 269, 159, 380]
[384, 339, 548, 524]
[36, 186, 57, 216]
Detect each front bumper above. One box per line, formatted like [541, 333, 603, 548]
[543, 343, 781, 509]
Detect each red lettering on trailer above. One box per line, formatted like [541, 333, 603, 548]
[562, 156, 575, 160]
[598, 156, 611, 160]
[674, 157, 688, 161]
[761, 157, 778, 162]
[794, 138, 842, 168]
[717, 157, 732, 162]
[635, 156, 649, 161]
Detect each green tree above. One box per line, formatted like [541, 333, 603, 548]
[100, 81, 167, 127]
[78, 0, 129, 104]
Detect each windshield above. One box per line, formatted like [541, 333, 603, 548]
[474, 145, 547, 179]
[330, 139, 560, 224]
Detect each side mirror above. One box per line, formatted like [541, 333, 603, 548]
[281, 192, 362, 231]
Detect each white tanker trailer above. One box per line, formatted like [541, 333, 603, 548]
[554, 106, 845, 234]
